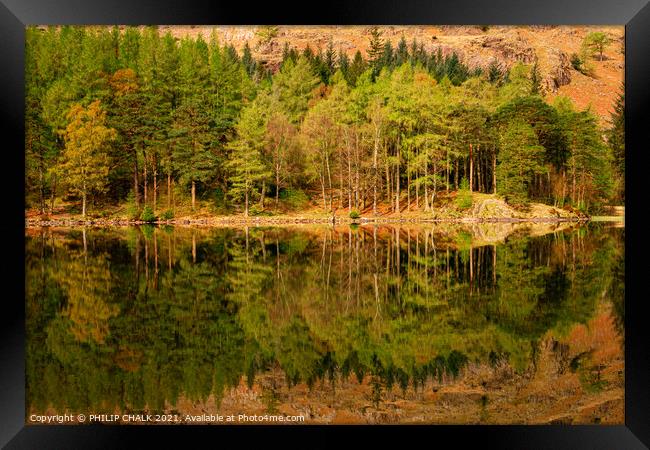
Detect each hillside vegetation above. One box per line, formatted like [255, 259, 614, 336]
[25, 26, 624, 223]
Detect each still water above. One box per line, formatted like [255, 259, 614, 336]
[25, 222, 624, 424]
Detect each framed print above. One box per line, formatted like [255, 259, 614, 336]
[1, 0, 648, 448]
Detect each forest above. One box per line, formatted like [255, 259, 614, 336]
[25, 26, 625, 219]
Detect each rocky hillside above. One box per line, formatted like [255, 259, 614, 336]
[159, 25, 624, 125]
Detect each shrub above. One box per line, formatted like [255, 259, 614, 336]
[349, 209, 361, 219]
[160, 209, 174, 221]
[570, 53, 583, 71]
[455, 178, 473, 210]
[256, 26, 279, 44]
[571, 51, 595, 76]
[279, 188, 309, 209]
[248, 204, 273, 216]
[126, 191, 140, 220]
[140, 205, 157, 223]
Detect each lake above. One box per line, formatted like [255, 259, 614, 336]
[25, 222, 624, 424]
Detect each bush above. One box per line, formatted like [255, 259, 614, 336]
[349, 209, 361, 219]
[126, 191, 140, 220]
[571, 51, 594, 76]
[160, 209, 174, 220]
[140, 205, 157, 223]
[455, 178, 473, 210]
[279, 188, 309, 209]
[248, 204, 273, 216]
[570, 53, 583, 71]
[256, 26, 279, 44]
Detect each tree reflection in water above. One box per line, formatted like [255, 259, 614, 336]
[25, 223, 624, 423]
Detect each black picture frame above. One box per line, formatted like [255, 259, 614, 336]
[2, 1, 648, 448]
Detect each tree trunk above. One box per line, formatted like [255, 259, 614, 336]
[134, 156, 139, 207]
[424, 157, 429, 211]
[260, 180, 265, 208]
[396, 138, 401, 214]
[469, 143, 474, 192]
[432, 161, 437, 206]
[82, 191, 86, 218]
[339, 149, 344, 209]
[38, 159, 45, 214]
[50, 173, 57, 214]
[276, 167, 281, 208]
[320, 168, 327, 211]
[143, 154, 148, 206]
[244, 185, 249, 217]
[476, 144, 482, 193]
[493, 149, 497, 194]
[326, 150, 333, 212]
[406, 152, 411, 212]
[347, 138, 352, 211]
[167, 171, 171, 209]
[373, 129, 378, 216]
[153, 161, 157, 212]
[191, 180, 196, 209]
[446, 146, 450, 192]
[385, 144, 390, 208]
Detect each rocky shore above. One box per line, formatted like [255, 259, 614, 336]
[25, 215, 587, 228]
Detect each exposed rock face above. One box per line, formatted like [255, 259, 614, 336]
[155, 25, 623, 124]
[473, 34, 537, 65]
[543, 48, 572, 93]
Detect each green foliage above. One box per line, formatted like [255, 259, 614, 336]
[125, 191, 140, 220]
[582, 31, 612, 61]
[160, 209, 174, 220]
[570, 53, 583, 71]
[25, 26, 620, 218]
[256, 26, 279, 45]
[57, 100, 117, 217]
[349, 209, 361, 219]
[497, 118, 546, 207]
[139, 205, 157, 222]
[279, 188, 309, 209]
[456, 178, 473, 209]
[607, 88, 624, 201]
[248, 204, 272, 216]
[25, 224, 622, 416]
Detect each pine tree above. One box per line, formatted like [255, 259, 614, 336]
[242, 42, 257, 77]
[395, 36, 409, 66]
[57, 100, 116, 217]
[170, 99, 216, 210]
[530, 61, 542, 95]
[367, 27, 385, 78]
[347, 50, 367, 87]
[226, 99, 271, 216]
[496, 118, 546, 206]
[582, 31, 612, 61]
[325, 40, 336, 76]
[607, 88, 624, 201]
[272, 56, 320, 124]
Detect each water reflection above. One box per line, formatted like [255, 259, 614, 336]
[25, 223, 624, 424]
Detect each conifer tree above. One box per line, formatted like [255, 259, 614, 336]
[496, 119, 546, 206]
[367, 27, 385, 78]
[57, 100, 117, 217]
[227, 99, 271, 216]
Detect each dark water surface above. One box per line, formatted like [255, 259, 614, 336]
[25, 222, 624, 424]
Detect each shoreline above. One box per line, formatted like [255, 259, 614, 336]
[25, 215, 596, 228]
